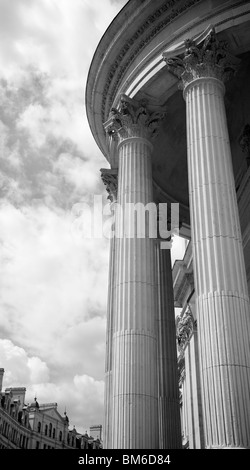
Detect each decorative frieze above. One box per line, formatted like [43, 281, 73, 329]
[164, 28, 239, 90]
[102, 0, 203, 120]
[100, 168, 118, 203]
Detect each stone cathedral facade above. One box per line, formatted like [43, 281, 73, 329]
[86, 0, 250, 449]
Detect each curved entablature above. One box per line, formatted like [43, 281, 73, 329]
[86, 0, 250, 225]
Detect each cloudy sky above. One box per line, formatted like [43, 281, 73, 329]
[0, 0, 186, 435]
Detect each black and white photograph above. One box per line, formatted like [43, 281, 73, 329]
[0, 0, 249, 461]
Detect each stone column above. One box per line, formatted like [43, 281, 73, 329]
[155, 240, 182, 448]
[104, 95, 163, 449]
[100, 168, 118, 449]
[176, 307, 204, 448]
[165, 29, 250, 448]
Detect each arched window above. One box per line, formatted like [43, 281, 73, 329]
[59, 431, 62, 442]
[37, 421, 41, 433]
[45, 424, 48, 436]
[52, 428, 55, 439]
[49, 423, 52, 437]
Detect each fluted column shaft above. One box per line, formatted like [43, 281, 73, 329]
[101, 169, 118, 449]
[111, 136, 159, 449]
[155, 242, 182, 448]
[185, 76, 250, 448]
[104, 233, 115, 449]
[165, 29, 250, 448]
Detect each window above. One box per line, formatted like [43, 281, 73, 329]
[44, 444, 47, 449]
[49, 423, 52, 437]
[52, 428, 55, 439]
[45, 424, 48, 436]
[38, 421, 41, 433]
[59, 431, 62, 442]
[36, 441, 40, 449]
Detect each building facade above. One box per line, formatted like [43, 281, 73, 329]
[0, 368, 102, 449]
[0, 369, 31, 449]
[28, 400, 74, 449]
[86, 0, 250, 449]
[89, 424, 102, 442]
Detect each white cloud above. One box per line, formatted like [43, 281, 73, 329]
[0, 0, 129, 435]
[53, 152, 99, 191]
[0, 338, 104, 432]
[0, 0, 127, 79]
[17, 103, 48, 148]
[0, 339, 49, 387]
[27, 357, 50, 384]
[0, 202, 109, 353]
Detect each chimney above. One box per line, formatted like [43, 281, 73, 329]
[5, 387, 26, 406]
[0, 368, 4, 392]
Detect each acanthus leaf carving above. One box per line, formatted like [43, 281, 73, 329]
[239, 124, 250, 167]
[176, 305, 195, 352]
[100, 168, 118, 203]
[104, 94, 165, 143]
[164, 28, 240, 90]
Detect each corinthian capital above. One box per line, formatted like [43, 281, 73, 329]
[164, 28, 239, 90]
[176, 306, 195, 352]
[100, 168, 118, 203]
[104, 94, 165, 143]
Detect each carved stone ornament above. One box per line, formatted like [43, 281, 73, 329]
[101, 0, 202, 121]
[177, 354, 185, 387]
[100, 168, 118, 203]
[104, 94, 165, 143]
[239, 124, 250, 156]
[176, 305, 195, 352]
[164, 28, 239, 90]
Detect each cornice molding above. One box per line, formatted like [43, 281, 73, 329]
[86, 0, 250, 166]
[101, 0, 203, 122]
[101, 1, 250, 122]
